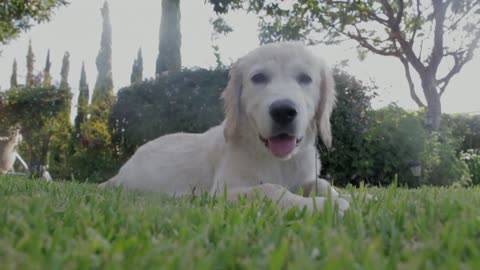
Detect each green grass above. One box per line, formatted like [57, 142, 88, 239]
[1, 176, 480, 270]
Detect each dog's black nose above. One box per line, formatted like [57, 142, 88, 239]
[269, 99, 297, 125]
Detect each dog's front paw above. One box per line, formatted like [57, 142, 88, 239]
[334, 197, 350, 218]
[307, 196, 349, 218]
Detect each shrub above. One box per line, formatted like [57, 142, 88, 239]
[317, 69, 377, 186]
[343, 105, 472, 187]
[421, 131, 471, 187]
[69, 115, 118, 183]
[441, 114, 480, 151]
[359, 105, 429, 187]
[461, 149, 480, 186]
[110, 68, 228, 161]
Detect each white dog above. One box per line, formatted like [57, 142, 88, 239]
[101, 42, 349, 216]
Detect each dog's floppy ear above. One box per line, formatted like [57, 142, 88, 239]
[315, 63, 336, 148]
[222, 61, 243, 142]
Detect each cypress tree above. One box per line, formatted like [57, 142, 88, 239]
[74, 63, 89, 132]
[91, 1, 114, 120]
[43, 50, 52, 87]
[130, 48, 143, 84]
[156, 0, 181, 75]
[60, 51, 70, 90]
[48, 51, 73, 178]
[26, 40, 35, 87]
[10, 59, 18, 88]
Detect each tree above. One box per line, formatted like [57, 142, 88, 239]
[43, 50, 52, 87]
[60, 51, 70, 89]
[26, 40, 35, 87]
[91, 1, 114, 121]
[0, 0, 68, 46]
[130, 48, 143, 84]
[74, 63, 89, 134]
[72, 1, 116, 182]
[48, 51, 73, 179]
[156, 0, 181, 75]
[10, 59, 18, 88]
[210, 0, 480, 130]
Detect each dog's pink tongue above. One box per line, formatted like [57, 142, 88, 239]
[268, 136, 296, 156]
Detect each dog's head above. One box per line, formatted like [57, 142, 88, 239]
[223, 42, 336, 159]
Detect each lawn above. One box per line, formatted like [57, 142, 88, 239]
[1, 176, 480, 269]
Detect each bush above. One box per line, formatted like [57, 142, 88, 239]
[317, 69, 377, 186]
[341, 105, 471, 187]
[441, 114, 480, 151]
[110, 68, 228, 161]
[461, 149, 480, 185]
[420, 131, 471, 187]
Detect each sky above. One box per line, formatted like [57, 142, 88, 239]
[0, 0, 479, 115]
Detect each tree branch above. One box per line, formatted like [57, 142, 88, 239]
[395, 0, 404, 26]
[447, 0, 480, 31]
[437, 29, 480, 96]
[399, 56, 426, 108]
[380, 0, 426, 74]
[409, 0, 422, 46]
[340, 25, 399, 56]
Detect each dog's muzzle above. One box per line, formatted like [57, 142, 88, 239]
[261, 99, 302, 157]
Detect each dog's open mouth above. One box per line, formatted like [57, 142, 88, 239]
[259, 134, 303, 156]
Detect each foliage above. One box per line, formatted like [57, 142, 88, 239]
[110, 68, 228, 161]
[421, 131, 471, 187]
[461, 149, 480, 186]
[69, 118, 117, 183]
[74, 63, 89, 135]
[4, 177, 480, 268]
[130, 48, 143, 84]
[0, 87, 70, 132]
[156, 0, 181, 75]
[210, 16, 233, 69]
[59, 51, 70, 89]
[345, 105, 471, 187]
[441, 113, 480, 151]
[70, 1, 117, 183]
[43, 50, 52, 87]
[0, 86, 71, 168]
[48, 111, 72, 179]
[10, 58, 18, 88]
[26, 40, 34, 87]
[47, 52, 73, 179]
[318, 68, 376, 184]
[0, 0, 68, 45]
[91, 1, 114, 121]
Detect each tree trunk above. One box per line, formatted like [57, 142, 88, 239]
[421, 77, 442, 130]
[156, 0, 181, 75]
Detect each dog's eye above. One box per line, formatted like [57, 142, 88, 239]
[251, 73, 269, 84]
[297, 73, 312, 84]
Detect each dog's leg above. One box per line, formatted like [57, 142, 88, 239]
[226, 183, 349, 217]
[301, 179, 376, 202]
[299, 178, 340, 198]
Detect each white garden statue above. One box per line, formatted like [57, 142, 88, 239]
[0, 126, 23, 175]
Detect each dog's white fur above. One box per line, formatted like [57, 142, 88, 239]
[101, 42, 349, 215]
